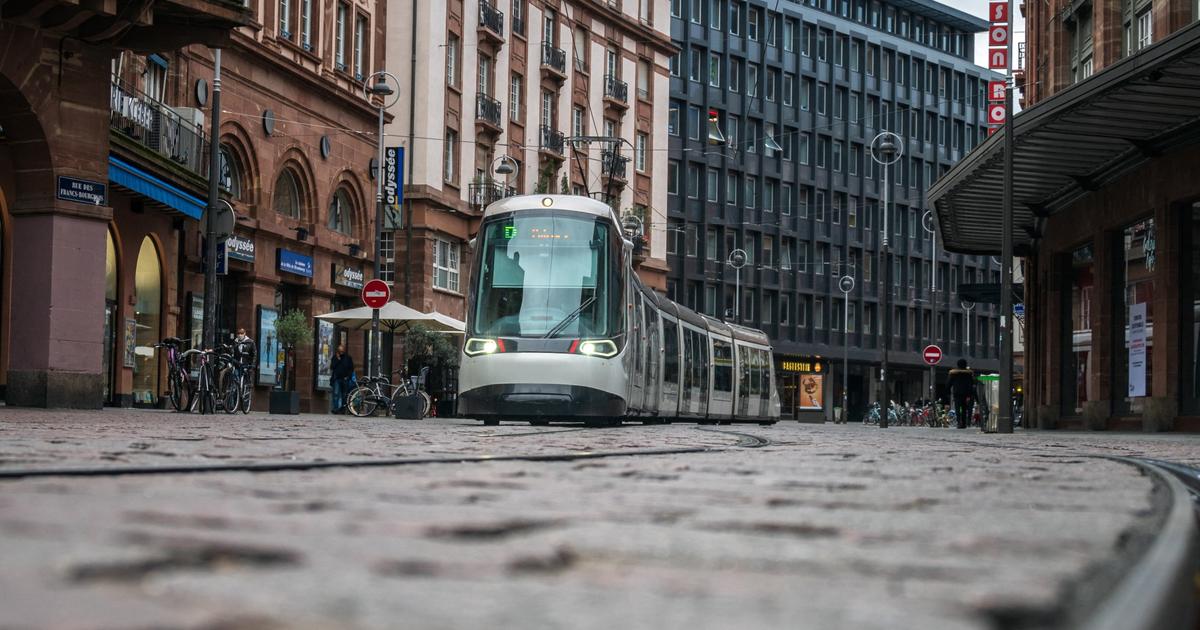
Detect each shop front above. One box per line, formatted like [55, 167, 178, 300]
[775, 355, 827, 423]
[930, 24, 1200, 431]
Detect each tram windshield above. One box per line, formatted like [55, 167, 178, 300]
[472, 211, 621, 338]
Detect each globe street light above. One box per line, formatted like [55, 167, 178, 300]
[728, 248, 748, 323]
[839, 274, 855, 423]
[364, 70, 401, 379]
[870, 131, 902, 428]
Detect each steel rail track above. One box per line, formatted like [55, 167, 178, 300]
[1081, 457, 1200, 630]
[693, 426, 773, 448]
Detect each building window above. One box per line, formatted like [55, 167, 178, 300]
[668, 160, 680, 195]
[510, 73, 523, 121]
[729, 0, 741, 35]
[669, 104, 680, 135]
[747, 7, 759, 40]
[729, 59, 741, 92]
[688, 163, 702, 198]
[745, 175, 757, 209]
[379, 233, 395, 284]
[782, 73, 794, 106]
[710, 0, 722, 29]
[572, 106, 585, 138]
[273, 169, 302, 218]
[685, 224, 698, 256]
[709, 52, 721, 87]
[706, 168, 720, 202]
[725, 171, 738, 205]
[689, 48, 702, 82]
[279, 0, 291, 39]
[328, 188, 353, 235]
[636, 133, 648, 172]
[335, 2, 349, 71]
[433, 238, 460, 292]
[446, 34, 459, 87]
[443, 128, 457, 183]
[300, 0, 313, 49]
[353, 13, 368, 78]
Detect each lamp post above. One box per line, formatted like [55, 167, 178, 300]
[962, 299, 975, 354]
[202, 49, 223, 354]
[491, 154, 518, 191]
[870, 131, 902, 428]
[839, 275, 855, 423]
[364, 71, 401, 380]
[728, 248, 747, 322]
[923, 210, 937, 400]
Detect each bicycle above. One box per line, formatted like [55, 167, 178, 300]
[154, 337, 190, 412]
[183, 346, 238, 414]
[346, 368, 432, 418]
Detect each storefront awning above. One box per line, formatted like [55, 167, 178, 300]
[108, 155, 205, 220]
[929, 22, 1200, 255]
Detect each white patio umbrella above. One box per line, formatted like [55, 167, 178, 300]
[314, 301, 462, 333]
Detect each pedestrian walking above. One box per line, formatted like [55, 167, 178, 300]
[947, 359, 976, 429]
[331, 345, 354, 414]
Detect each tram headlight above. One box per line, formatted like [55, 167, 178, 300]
[464, 337, 500, 356]
[576, 339, 619, 358]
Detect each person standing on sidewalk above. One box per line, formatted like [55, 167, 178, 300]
[948, 359, 976, 429]
[330, 345, 354, 414]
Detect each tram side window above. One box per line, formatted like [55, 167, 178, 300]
[663, 320, 679, 385]
[698, 332, 710, 394]
[738, 346, 750, 398]
[632, 298, 643, 377]
[682, 327, 693, 397]
[761, 350, 772, 399]
[750, 349, 761, 396]
[713, 340, 733, 392]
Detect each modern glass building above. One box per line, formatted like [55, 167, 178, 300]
[665, 0, 1003, 420]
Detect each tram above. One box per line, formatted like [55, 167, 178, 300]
[457, 194, 780, 425]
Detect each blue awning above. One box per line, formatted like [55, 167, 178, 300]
[108, 155, 205, 220]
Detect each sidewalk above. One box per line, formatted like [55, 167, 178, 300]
[0, 407, 1182, 629]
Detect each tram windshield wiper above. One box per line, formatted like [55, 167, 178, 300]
[543, 296, 596, 339]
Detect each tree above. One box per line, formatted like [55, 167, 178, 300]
[402, 323, 460, 370]
[274, 309, 311, 392]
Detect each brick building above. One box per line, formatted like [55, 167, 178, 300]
[931, 6, 1200, 430]
[382, 0, 677, 323]
[0, 0, 384, 410]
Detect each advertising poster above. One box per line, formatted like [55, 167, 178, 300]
[799, 374, 824, 410]
[189, 294, 204, 351]
[315, 319, 334, 391]
[1128, 302, 1147, 398]
[123, 318, 137, 368]
[257, 307, 281, 387]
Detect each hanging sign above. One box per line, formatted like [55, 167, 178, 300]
[988, 104, 1006, 125]
[988, 24, 1009, 47]
[278, 249, 314, 277]
[989, 80, 1006, 102]
[988, 48, 1009, 70]
[989, 1, 1008, 22]
[383, 147, 405, 230]
[332, 263, 365, 290]
[57, 176, 108, 206]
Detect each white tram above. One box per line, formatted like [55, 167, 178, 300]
[457, 194, 780, 425]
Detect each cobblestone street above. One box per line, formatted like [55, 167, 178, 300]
[0, 408, 1193, 629]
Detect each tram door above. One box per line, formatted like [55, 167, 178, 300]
[644, 308, 659, 415]
[629, 295, 644, 411]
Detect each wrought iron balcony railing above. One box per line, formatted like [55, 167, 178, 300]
[478, 0, 504, 38]
[475, 93, 502, 128]
[109, 76, 209, 178]
[469, 180, 517, 208]
[601, 150, 629, 179]
[604, 74, 628, 103]
[541, 41, 566, 75]
[540, 125, 565, 155]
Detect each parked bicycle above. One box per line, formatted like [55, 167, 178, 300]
[346, 367, 432, 418]
[182, 345, 238, 415]
[218, 349, 254, 415]
[154, 337, 191, 412]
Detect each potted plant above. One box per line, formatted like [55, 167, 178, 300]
[401, 323, 461, 418]
[269, 309, 311, 415]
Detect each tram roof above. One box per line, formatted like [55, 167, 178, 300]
[481, 194, 620, 224]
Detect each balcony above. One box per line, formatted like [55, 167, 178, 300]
[601, 150, 629, 181]
[477, 1, 505, 43]
[603, 74, 628, 109]
[475, 94, 503, 133]
[540, 41, 567, 80]
[539, 125, 565, 157]
[110, 77, 209, 181]
[469, 180, 517, 209]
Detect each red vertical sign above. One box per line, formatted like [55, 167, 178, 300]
[988, 0, 1011, 134]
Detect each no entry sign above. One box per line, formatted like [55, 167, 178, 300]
[923, 345, 943, 366]
[362, 279, 391, 309]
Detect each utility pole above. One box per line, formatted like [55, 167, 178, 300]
[202, 49, 222, 354]
[997, 0, 1015, 433]
[870, 132, 901, 429]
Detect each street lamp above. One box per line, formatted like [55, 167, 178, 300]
[923, 210, 938, 399]
[728, 248, 748, 322]
[870, 131, 902, 429]
[839, 274, 855, 423]
[962, 299, 976, 355]
[364, 70, 401, 380]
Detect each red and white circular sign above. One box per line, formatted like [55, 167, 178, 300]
[361, 279, 391, 309]
[922, 345, 943, 366]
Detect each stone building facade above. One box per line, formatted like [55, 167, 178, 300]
[1, 0, 385, 411]
[383, 0, 677, 324]
[932, 5, 1200, 431]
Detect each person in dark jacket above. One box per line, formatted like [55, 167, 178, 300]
[947, 359, 976, 429]
[330, 345, 355, 413]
